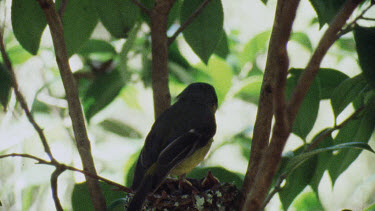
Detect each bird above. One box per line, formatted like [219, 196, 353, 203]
[127, 82, 218, 211]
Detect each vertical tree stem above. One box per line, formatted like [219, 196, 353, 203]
[150, 0, 176, 119]
[36, 1, 106, 210]
[240, 0, 300, 209]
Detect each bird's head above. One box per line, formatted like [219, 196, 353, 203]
[177, 83, 218, 112]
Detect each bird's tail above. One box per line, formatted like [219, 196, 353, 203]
[127, 174, 154, 211]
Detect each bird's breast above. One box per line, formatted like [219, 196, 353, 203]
[169, 139, 213, 176]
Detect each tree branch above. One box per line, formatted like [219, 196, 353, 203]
[35, 0, 106, 210]
[51, 167, 65, 211]
[0, 153, 132, 193]
[150, 0, 176, 118]
[0, 30, 56, 163]
[241, 0, 300, 210]
[337, 1, 375, 38]
[243, 1, 362, 210]
[168, 0, 212, 46]
[306, 106, 364, 151]
[287, 0, 362, 124]
[130, 0, 151, 15]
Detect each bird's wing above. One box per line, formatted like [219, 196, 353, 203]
[157, 129, 203, 167]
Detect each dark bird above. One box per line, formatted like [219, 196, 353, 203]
[127, 82, 218, 210]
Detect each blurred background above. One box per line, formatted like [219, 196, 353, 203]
[1, 0, 375, 210]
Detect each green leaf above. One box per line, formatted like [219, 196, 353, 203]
[168, 42, 194, 84]
[181, 0, 224, 64]
[290, 32, 313, 52]
[279, 154, 317, 211]
[22, 185, 40, 211]
[330, 74, 368, 118]
[0, 64, 12, 110]
[309, 128, 334, 192]
[287, 68, 321, 140]
[187, 166, 244, 188]
[309, 0, 346, 28]
[78, 39, 117, 56]
[354, 25, 375, 90]
[108, 198, 128, 211]
[336, 37, 356, 52]
[72, 181, 126, 211]
[240, 31, 270, 67]
[286, 142, 374, 175]
[120, 85, 141, 109]
[100, 119, 142, 139]
[83, 69, 125, 121]
[4, 45, 33, 65]
[169, 62, 194, 84]
[234, 75, 263, 104]
[93, 0, 139, 38]
[214, 30, 229, 59]
[60, 0, 99, 57]
[124, 150, 141, 187]
[167, 0, 182, 28]
[78, 39, 117, 61]
[169, 42, 191, 70]
[328, 106, 375, 184]
[11, 0, 47, 54]
[364, 202, 375, 211]
[206, 56, 232, 105]
[232, 131, 252, 159]
[292, 191, 324, 211]
[316, 68, 349, 99]
[31, 98, 52, 114]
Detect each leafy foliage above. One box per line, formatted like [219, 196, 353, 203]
[4, 0, 375, 210]
[72, 181, 126, 211]
[180, 0, 224, 64]
[58, 0, 99, 57]
[286, 68, 321, 140]
[83, 69, 126, 121]
[309, 0, 346, 27]
[354, 25, 375, 90]
[11, 0, 47, 55]
[330, 74, 368, 118]
[93, 0, 140, 38]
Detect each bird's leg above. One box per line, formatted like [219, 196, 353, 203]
[178, 174, 188, 189]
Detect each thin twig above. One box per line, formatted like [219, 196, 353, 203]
[57, 0, 68, 19]
[361, 16, 375, 21]
[262, 174, 285, 208]
[51, 167, 65, 211]
[130, 0, 151, 15]
[168, 0, 212, 46]
[0, 153, 132, 193]
[0, 29, 56, 163]
[307, 106, 364, 151]
[36, 0, 107, 209]
[337, 1, 375, 38]
[288, 0, 361, 125]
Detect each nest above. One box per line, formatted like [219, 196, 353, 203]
[139, 171, 241, 211]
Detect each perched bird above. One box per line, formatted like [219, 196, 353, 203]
[127, 82, 218, 211]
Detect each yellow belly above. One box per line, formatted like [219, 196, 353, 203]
[170, 139, 213, 176]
